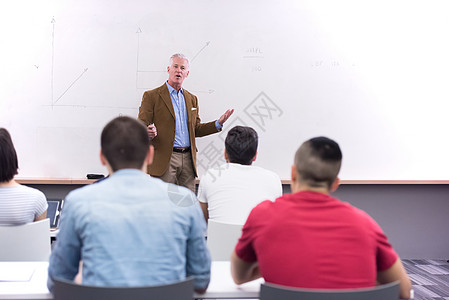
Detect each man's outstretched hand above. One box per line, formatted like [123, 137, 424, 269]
[218, 109, 234, 126]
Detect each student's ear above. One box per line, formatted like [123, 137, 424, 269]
[100, 150, 113, 174]
[290, 165, 298, 192]
[224, 148, 229, 162]
[252, 151, 258, 162]
[99, 149, 107, 166]
[146, 145, 154, 165]
[330, 177, 340, 192]
[291, 165, 297, 183]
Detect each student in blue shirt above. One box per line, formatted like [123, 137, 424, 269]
[47, 116, 211, 293]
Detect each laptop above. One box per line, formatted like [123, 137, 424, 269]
[46, 198, 63, 229]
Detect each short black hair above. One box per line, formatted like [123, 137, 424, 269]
[225, 126, 258, 165]
[101, 116, 151, 171]
[0, 128, 19, 182]
[294, 136, 342, 189]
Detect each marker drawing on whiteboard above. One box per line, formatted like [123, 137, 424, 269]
[54, 68, 89, 104]
[191, 41, 211, 63]
[136, 26, 142, 88]
[51, 17, 56, 104]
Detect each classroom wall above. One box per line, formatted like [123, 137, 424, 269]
[332, 184, 449, 260]
[31, 183, 449, 259]
[2, 0, 449, 181]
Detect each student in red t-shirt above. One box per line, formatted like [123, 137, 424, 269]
[231, 136, 411, 299]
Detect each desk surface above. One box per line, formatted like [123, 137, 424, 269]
[0, 262, 50, 300]
[0, 261, 262, 300]
[196, 261, 262, 299]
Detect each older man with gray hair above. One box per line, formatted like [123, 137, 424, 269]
[138, 53, 233, 192]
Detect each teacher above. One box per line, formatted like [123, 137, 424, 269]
[138, 53, 233, 192]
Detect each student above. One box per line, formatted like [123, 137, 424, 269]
[0, 128, 47, 225]
[47, 116, 211, 293]
[231, 136, 412, 299]
[198, 126, 282, 224]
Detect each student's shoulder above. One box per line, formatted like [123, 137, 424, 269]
[163, 181, 198, 208]
[242, 199, 278, 227]
[165, 183, 202, 219]
[250, 165, 277, 175]
[339, 200, 383, 229]
[251, 166, 281, 182]
[15, 184, 46, 199]
[250, 198, 277, 216]
[64, 185, 91, 203]
[64, 179, 109, 203]
[201, 163, 231, 182]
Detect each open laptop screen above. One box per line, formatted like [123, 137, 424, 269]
[46, 199, 63, 229]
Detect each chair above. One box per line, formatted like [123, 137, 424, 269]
[53, 277, 194, 300]
[206, 219, 243, 261]
[259, 281, 400, 300]
[0, 218, 51, 261]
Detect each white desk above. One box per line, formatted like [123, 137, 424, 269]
[0, 261, 262, 299]
[0, 262, 51, 300]
[195, 261, 262, 299]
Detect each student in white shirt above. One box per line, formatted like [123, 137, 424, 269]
[0, 128, 47, 225]
[198, 126, 282, 224]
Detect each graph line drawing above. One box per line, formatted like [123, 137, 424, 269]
[136, 27, 142, 88]
[189, 89, 215, 94]
[136, 27, 142, 71]
[42, 104, 137, 110]
[51, 17, 56, 103]
[134, 27, 213, 93]
[47, 18, 90, 107]
[54, 68, 89, 104]
[135, 27, 165, 75]
[191, 41, 210, 62]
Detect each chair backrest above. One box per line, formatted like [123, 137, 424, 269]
[206, 219, 243, 261]
[53, 277, 194, 300]
[259, 281, 400, 300]
[0, 218, 51, 261]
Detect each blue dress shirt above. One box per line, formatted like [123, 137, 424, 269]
[166, 82, 190, 147]
[166, 82, 222, 148]
[47, 169, 210, 292]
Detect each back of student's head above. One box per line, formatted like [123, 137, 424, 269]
[225, 126, 258, 165]
[294, 136, 342, 189]
[0, 128, 19, 183]
[101, 116, 150, 171]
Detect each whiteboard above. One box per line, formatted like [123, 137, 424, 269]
[1, 0, 449, 180]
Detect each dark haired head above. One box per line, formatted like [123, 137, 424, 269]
[101, 116, 151, 171]
[294, 136, 342, 189]
[0, 128, 19, 182]
[225, 126, 258, 165]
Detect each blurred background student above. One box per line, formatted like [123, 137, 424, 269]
[0, 128, 47, 225]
